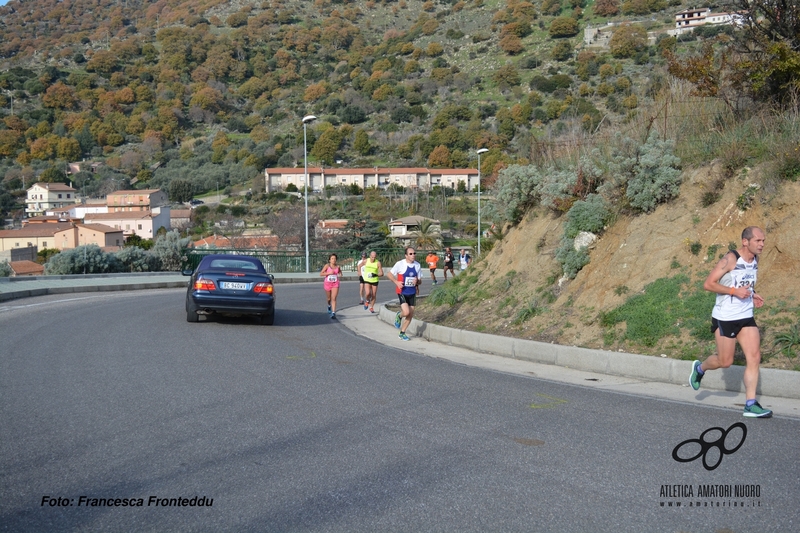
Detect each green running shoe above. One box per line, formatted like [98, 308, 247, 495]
[689, 360, 703, 390]
[399, 332, 410, 341]
[743, 401, 772, 418]
[394, 311, 402, 329]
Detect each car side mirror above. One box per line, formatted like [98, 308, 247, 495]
[268, 273, 274, 281]
[181, 268, 194, 276]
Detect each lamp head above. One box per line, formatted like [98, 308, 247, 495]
[302, 115, 317, 124]
[476, 148, 488, 155]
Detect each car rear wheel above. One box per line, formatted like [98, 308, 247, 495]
[187, 309, 199, 322]
[260, 310, 274, 325]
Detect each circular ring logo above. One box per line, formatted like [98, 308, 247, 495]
[672, 422, 747, 471]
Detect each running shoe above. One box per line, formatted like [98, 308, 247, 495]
[369, 307, 375, 313]
[327, 304, 332, 313]
[689, 360, 703, 391]
[743, 401, 772, 418]
[359, 300, 364, 305]
[364, 301, 369, 310]
[394, 311, 402, 329]
[330, 313, 336, 320]
[399, 332, 410, 341]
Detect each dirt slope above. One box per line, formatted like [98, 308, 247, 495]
[415, 163, 800, 369]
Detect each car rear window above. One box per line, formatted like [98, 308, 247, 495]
[201, 257, 264, 271]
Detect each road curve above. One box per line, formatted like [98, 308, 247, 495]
[1, 284, 798, 532]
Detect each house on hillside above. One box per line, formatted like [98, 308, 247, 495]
[25, 182, 77, 218]
[66, 161, 103, 176]
[0, 222, 75, 252]
[672, 7, 745, 34]
[107, 189, 168, 212]
[77, 223, 125, 249]
[315, 219, 349, 240]
[388, 216, 441, 247]
[45, 203, 109, 219]
[83, 207, 170, 239]
[264, 167, 480, 193]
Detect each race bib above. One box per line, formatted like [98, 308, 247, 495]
[326, 274, 338, 283]
[404, 276, 417, 287]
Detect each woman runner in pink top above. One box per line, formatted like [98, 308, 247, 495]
[320, 253, 342, 319]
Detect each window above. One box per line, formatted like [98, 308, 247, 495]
[138, 224, 142, 230]
[125, 224, 130, 230]
[43, 242, 47, 247]
[58, 194, 62, 199]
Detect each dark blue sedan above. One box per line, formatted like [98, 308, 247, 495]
[183, 254, 275, 324]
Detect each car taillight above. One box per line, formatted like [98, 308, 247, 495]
[253, 282, 273, 294]
[194, 278, 216, 291]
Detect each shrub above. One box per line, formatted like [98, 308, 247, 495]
[150, 231, 192, 271]
[563, 194, 611, 238]
[45, 245, 121, 275]
[490, 164, 544, 224]
[549, 17, 579, 38]
[116, 246, 160, 272]
[606, 131, 682, 213]
[0, 260, 11, 277]
[555, 238, 591, 279]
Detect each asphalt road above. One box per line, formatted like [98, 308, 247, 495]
[1, 283, 798, 532]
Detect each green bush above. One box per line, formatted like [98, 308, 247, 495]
[555, 238, 591, 279]
[489, 164, 544, 224]
[549, 17, 579, 38]
[607, 131, 682, 213]
[45, 245, 121, 275]
[564, 194, 611, 238]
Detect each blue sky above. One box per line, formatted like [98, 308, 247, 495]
[0, 0, 10, 6]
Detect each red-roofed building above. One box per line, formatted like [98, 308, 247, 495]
[107, 189, 169, 212]
[83, 208, 170, 239]
[9, 260, 45, 277]
[0, 223, 76, 252]
[264, 167, 480, 193]
[77, 223, 125, 248]
[315, 219, 349, 240]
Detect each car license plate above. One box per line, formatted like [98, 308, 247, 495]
[222, 282, 249, 290]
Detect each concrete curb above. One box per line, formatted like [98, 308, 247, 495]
[378, 305, 800, 400]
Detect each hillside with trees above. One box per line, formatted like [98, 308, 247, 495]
[1, 0, 792, 216]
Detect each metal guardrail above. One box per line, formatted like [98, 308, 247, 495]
[184, 248, 443, 273]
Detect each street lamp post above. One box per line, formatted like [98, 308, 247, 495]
[476, 148, 488, 257]
[302, 115, 317, 274]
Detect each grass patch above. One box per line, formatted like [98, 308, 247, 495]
[600, 274, 714, 347]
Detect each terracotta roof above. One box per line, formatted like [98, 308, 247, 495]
[78, 223, 123, 233]
[171, 209, 192, 218]
[317, 219, 349, 229]
[9, 260, 45, 275]
[0, 223, 75, 238]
